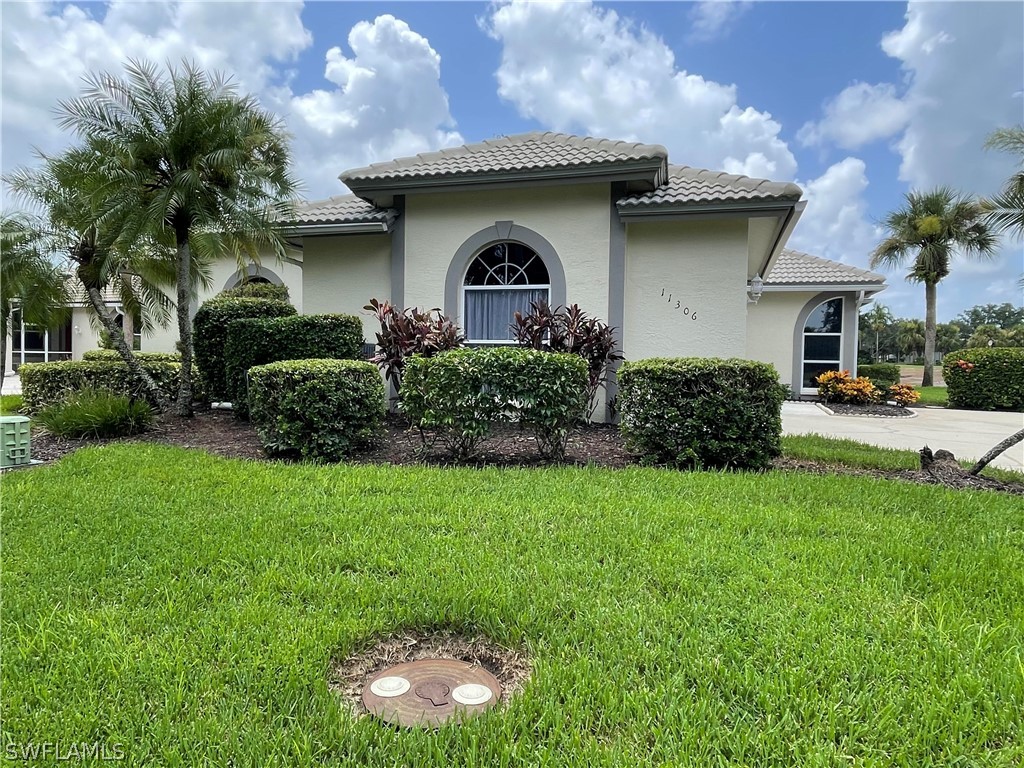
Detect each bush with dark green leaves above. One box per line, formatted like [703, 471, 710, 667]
[402, 347, 589, 461]
[617, 357, 787, 470]
[224, 314, 364, 417]
[247, 359, 384, 462]
[193, 297, 296, 401]
[219, 282, 291, 303]
[35, 388, 153, 439]
[19, 360, 186, 412]
[82, 349, 182, 363]
[857, 363, 901, 389]
[943, 348, 1024, 411]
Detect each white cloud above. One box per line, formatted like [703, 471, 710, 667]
[1, 3, 462, 200]
[789, 157, 882, 268]
[797, 82, 913, 150]
[282, 15, 463, 197]
[483, 0, 796, 179]
[688, 1, 752, 43]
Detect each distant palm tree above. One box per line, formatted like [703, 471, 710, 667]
[871, 188, 997, 387]
[862, 303, 894, 362]
[895, 319, 925, 363]
[0, 213, 69, 391]
[56, 60, 299, 416]
[981, 125, 1024, 238]
[5, 148, 187, 410]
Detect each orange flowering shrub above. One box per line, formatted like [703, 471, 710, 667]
[815, 370, 881, 405]
[888, 383, 920, 407]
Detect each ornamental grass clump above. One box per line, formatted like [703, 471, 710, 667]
[35, 388, 153, 439]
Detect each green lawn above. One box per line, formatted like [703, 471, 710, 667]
[0, 393, 24, 414]
[915, 386, 949, 407]
[3, 444, 1022, 766]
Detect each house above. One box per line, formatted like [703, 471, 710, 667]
[5, 132, 885, 413]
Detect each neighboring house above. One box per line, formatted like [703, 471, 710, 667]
[5, 131, 885, 414]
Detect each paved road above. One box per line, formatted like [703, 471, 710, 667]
[783, 401, 1024, 471]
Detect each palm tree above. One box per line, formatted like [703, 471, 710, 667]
[5, 148, 183, 410]
[871, 188, 997, 387]
[861, 303, 894, 362]
[981, 125, 1024, 238]
[0, 213, 69, 391]
[895, 319, 925, 363]
[55, 60, 298, 416]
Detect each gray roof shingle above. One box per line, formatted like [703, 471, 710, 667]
[617, 165, 803, 210]
[341, 132, 668, 185]
[766, 249, 885, 286]
[290, 195, 396, 226]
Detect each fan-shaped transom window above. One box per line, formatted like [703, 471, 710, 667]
[801, 297, 844, 390]
[463, 242, 550, 342]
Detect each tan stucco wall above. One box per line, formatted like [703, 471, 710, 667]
[745, 290, 818, 388]
[623, 219, 749, 361]
[71, 307, 102, 359]
[404, 184, 611, 323]
[302, 234, 391, 342]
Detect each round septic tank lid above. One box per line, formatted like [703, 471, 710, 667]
[362, 658, 501, 728]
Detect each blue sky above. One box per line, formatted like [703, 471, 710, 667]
[2, 1, 1022, 322]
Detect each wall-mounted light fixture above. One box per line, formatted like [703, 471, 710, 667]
[74, 324, 81, 335]
[747, 274, 764, 305]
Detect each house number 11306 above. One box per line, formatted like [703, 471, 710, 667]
[661, 288, 698, 320]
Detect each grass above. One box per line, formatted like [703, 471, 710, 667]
[915, 386, 949, 407]
[782, 433, 1024, 485]
[0, 393, 24, 414]
[3, 443, 1023, 766]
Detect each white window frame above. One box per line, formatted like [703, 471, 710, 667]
[800, 297, 844, 395]
[10, 307, 73, 368]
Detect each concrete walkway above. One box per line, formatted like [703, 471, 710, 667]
[782, 401, 1024, 471]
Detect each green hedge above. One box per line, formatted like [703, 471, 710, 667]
[857, 363, 901, 389]
[942, 348, 1024, 411]
[19, 360, 187, 412]
[224, 314, 364, 417]
[193, 297, 296, 402]
[247, 359, 384, 461]
[402, 347, 589, 461]
[82, 349, 182, 363]
[617, 357, 787, 470]
[219, 282, 290, 303]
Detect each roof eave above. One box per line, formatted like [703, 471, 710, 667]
[762, 282, 887, 293]
[343, 158, 668, 197]
[280, 221, 392, 236]
[616, 198, 800, 221]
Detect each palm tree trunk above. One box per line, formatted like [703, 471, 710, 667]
[174, 236, 194, 417]
[969, 429, 1024, 475]
[0, 312, 8, 393]
[923, 281, 937, 387]
[84, 286, 171, 412]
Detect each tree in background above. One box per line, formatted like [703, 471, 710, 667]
[56, 60, 298, 416]
[981, 125, 1024, 239]
[934, 322, 964, 357]
[861, 303, 895, 362]
[895, 319, 925, 363]
[0, 213, 69, 391]
[953, 303, 1024, 337]
[871, 188, 997, 387]
[966, 323, 1024, 348]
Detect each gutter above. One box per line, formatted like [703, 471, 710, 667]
[762, 283, 886, 293]
[616, 199, 798, 221]
[280, 221, 391, 236]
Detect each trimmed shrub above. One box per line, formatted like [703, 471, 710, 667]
[402, 347, 589, 461]
[20, 360, 186, 412]
[857, 363, 900, 389]
[224, 314, 364, 417]
[247, 359, 384, 461]
[83, 349, 181, 363]
[815, 370, 880, 405]
[35, 388, 153, 438]
[617, 358, 787, 470]
[219, 282, 290, 303]
[943, 348, 1024, 411]
[193, 297, 296, 401]
[888, 384, 920, 408]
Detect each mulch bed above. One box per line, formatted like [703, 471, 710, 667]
[824, 402, 917, 418]
[18, 408, 1023, 496]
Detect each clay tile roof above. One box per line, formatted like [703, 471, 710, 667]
[289, 195, 395, 226]
[340, 131, 669, 185]
[617, 164, 802, 210]
[766, 248, 886, 286]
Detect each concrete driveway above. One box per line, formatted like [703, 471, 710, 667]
[782, 401, 1024, 471]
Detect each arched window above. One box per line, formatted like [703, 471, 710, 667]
[463, 242, 549, 342]
[801, 297, 844, 390]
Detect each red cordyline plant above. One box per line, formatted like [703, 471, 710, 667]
[510, 300, 623, 418]
[364, 298, 465, 391]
